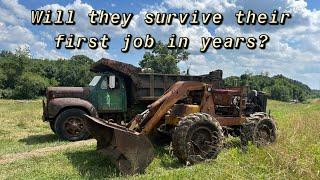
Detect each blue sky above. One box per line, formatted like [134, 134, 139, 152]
[0, 0, 319, 89]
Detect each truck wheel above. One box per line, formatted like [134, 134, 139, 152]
[55, 109, 90, 141]
[253, 118, 276, 146]
[49, 121, 56, 133]
[172, 113, 223, 164]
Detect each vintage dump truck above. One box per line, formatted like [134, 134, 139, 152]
[42, 58, 225, 141]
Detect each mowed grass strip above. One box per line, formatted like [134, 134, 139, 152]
[0, 139, 95, 164]
[0, 100, 319, 179]
[0, 100, 68, 155]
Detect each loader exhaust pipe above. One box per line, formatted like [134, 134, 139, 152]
[85, 115, 154, 175]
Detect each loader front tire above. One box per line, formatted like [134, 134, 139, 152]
[55, 109, 90, 141]
[172, 113, 223, 164]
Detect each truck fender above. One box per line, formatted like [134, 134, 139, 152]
[48, 98, 98, 119]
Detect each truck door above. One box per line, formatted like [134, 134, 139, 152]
[97, 75, 127, 112]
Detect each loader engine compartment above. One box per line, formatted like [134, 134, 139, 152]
[166, 89, 245, 119]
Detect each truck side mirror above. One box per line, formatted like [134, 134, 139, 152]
[109, 75, 116, 89]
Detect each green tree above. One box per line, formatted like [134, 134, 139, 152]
[13, 72, 49, 99]
[0, 68, 6, 89]
[139, 41, 189, 74]
[224, 76, 241, 87]
[225, 73, 311, 102]
[56, 55, 94, 86]
[0, 50, 95, 99]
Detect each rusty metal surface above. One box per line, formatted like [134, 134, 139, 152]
[63, 116, 86, 137]
[141, 81, 207, 134]
[47, 98, 98, 119]
[47, 87, 91, 99]
[212, 89, 241, 94]
[135, 72, 224, 101]
[140, 82, 250, 133]
[214, 117, 246, 126]
[85, 115, 154, 175]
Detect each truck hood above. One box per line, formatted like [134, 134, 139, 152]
[47, 87, 91, 99]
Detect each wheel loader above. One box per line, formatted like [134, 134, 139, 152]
[85, 81, 276, 175]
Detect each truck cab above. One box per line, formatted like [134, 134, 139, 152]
[88, 74, 127, 113]
[43, 73, 127, 141]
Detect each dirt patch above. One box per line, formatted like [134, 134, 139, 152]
[0, 139, 95, 164]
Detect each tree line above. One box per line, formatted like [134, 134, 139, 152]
[224, 73, 314, 102]
[0, 49, 95, 99]
[0, 45, 318, 101]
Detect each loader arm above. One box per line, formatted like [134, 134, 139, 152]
[138, 81, 207, 134]
[85, 81, 207, 175]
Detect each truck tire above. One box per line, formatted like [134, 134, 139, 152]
[54, 109, 90, 141]
[172, 113, 223, 164]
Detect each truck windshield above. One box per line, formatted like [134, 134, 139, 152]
[89, 76, 101, 86]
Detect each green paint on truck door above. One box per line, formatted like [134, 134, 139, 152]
[96, 76, 126, 112]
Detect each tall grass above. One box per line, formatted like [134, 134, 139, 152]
[0, 100, 319, 179]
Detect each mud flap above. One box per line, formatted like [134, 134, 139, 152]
[85, 115, 154, 175]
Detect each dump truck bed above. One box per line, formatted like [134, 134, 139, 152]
[91, 58, 224, 101]
[135, 72, 223, 101]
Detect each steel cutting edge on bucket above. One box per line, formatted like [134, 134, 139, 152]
[85, 115, 154, 175]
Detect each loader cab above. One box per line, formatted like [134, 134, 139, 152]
[88, 74, 127, 113]
[213, 89, 245, 117]
[209, 88, 249, 126]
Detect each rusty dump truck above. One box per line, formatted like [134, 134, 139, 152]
[43, 58, 229, 141]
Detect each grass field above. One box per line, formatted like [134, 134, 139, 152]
[0, 99, 319, 179]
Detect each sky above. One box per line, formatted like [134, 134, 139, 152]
[0, 0, 319, 89]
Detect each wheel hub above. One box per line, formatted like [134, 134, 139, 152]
[255, 124, 273, 145]
[64, 117, 84, 136]
[189, 127, 218, 160]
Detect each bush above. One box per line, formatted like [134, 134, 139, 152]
[0, 89, 14, 99]
[0, 69, 6, 89]
[13, 72, 49, 99]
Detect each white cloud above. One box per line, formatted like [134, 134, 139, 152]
[0, 23, 34, 42]
[0, 0, 113, 60]
[0, 0, 319, 88]
[39, 0, 128, 37]
[1, 0, 29, 20]
[165, 0, 236, 12]
[165, 0, 320, 89]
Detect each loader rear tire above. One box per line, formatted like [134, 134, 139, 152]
[240, 113, 276, 147]
[55, 109, 90, 141]
[253, 118, 276, 146]
[172, 113, 223, 164]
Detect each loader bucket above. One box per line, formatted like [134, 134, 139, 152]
[85, 115, 154, 175]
